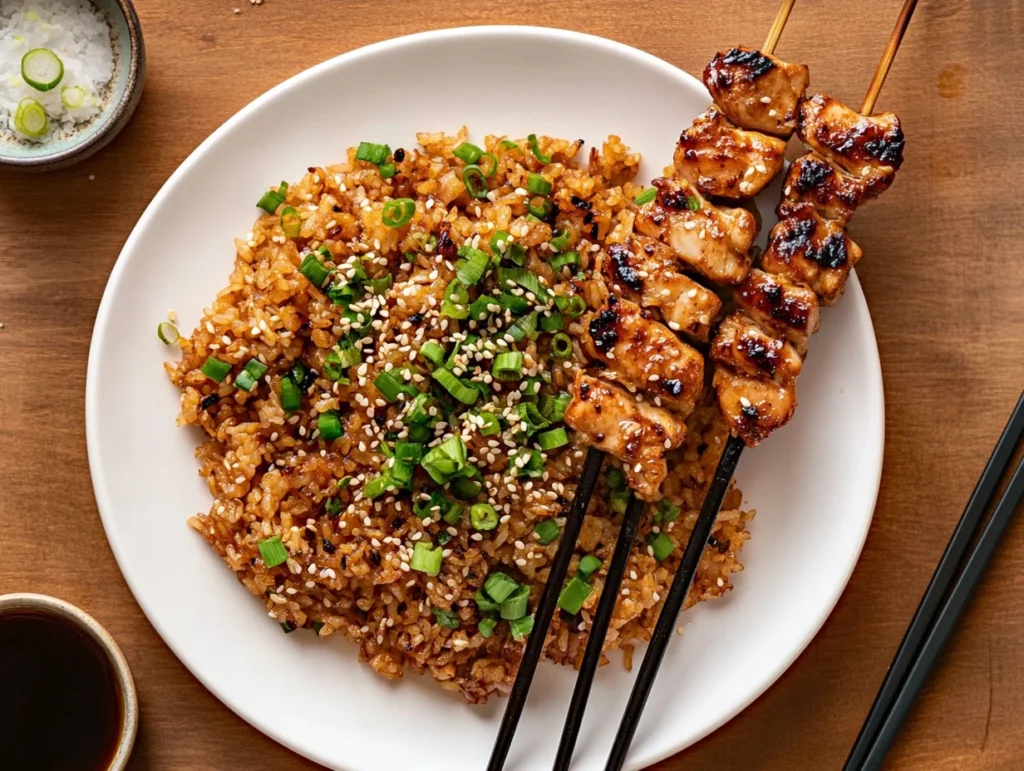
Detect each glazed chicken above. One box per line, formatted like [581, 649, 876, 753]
[712, 369, 797, 447]
[635, 177, 757, 285]
[582, 295, 705, 413]
[564, 372, 686, 501]
[601, 238, 722, 342]
[710, 312, 803, 382]
[704, 47, 810, 136]
[780, 154, 865, 227]
[735, 269, 820, 354]
[674, 107, 787, 199]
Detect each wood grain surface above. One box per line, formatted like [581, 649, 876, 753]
[2, 1, 1022, 768]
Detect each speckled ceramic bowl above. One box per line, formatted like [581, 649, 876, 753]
[0, 0, 145, 171]
[0, 593, 138, 769]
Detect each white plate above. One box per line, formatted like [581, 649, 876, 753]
[87, 26, 884, 771]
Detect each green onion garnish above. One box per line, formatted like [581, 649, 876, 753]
[468, 295, 496, 321]
[477, 617, 498, 638]
[21, 48, 63, 92]
[280, 621, 295, 633]
[406, 392, 433, 425]
[634, 187, 657, 206]
[280, 206, 301, 238]
[420, 436, 469, 484]
[453, 142, 483, 164]
[298, 253, 331, 288]
[549, 229, 574, 252]
[290, 360, 309, 389]
[317, 411, 344, 441]
[389, 459, 414, 489]
[367, 275, 393, 295]
[498, 292, 530, 315]
[610, 488, 630, 516]
[605, 466, 626, 490]
[451, 477, 482, 500]
[499, 267, 552, 302]
[556, 294, 587, 318]
[362, 473, 395, 500]
[509, 447, 545, 478]
[534, 519, 560, 545]
[539, 392, 572, 423]
[462, 164, 489, 199]
[12, 97, 48, 137]
[687, 195, 700, 211]
[410, 541, 443, 576]
[549, 251, 579, 272]
[490, 230, 512, 255]
[516, 402, 550, 438]
[527, 172, 552, 196]
[432, 368, 479, 406]
[432, 607, 460, 629]
[335, 345, 362, 369]
[374, 371, 417, 402]
[312, 621, 325, 634]
[157, 321, 179, 345]
[257, 535, 288, 568]
[378, 162, 397, 179]
[538, 310, 564, 333]
[442, 501, 464, 525]
[455, 245, 491, 285]
[441, 280, 470, 320]
[536, 427, 569, 450]
[492, 351, 524, 381]
[527, 197, 554, 220]
[280, 376, 302, 411]
[557, 576, 594, 615]
[382, 198, 416, 228]
[551, 332, 573, 359]
[325, 497, 343, 517]
[483, 572, 518, 603]
[419, 341, 446, 367]
[234, 359, 268, 392]
[322, 351, 344, 381]
[479, 152, 499, 178]
[355, 141, 391, 165]
[60, 84, 86, 109]
[436, 530, 452, 546]
[577, 554, 602, 580]
[646, 532, 675, 561]
[395, 442, 424, 463]
[476, 411, 502, 437]
[499, 584, 530, 620]
[470, 503, 499, 531]
[475, 588, 499, 612]
[527, 133, 551, 163]
[509, 614, 535, 640]
[500, 139, 519, 150]
[413, 489, 449, 519]
[257, 181, 288, 213]
[655, 498, 682, 523]
[201, 356, 231, 383]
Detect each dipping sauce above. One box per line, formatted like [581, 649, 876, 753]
[0, 611, 123, 771]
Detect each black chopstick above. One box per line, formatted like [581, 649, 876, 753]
[554, 494, 647, 771]
[487, 447, 605, 771]
[605, 434, 745, 771]
[845, 390, 1024, 770]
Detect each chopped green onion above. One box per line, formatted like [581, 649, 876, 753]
[298, 253, 331, 288]
[556, 294, 587, 318]
[520, 377, 543, 402]
[506, 312, 538, 343]
[453, 142, 484, 164]
[444, 333, 476, 369]
[490, 230, 513, 255]
[366, 274, 393, 295]
[280, 376, 302, 411]
[551, 332, 573, 359]
[476, 411, 502, 437]
[157, 321, 179, 345]
[538, 310, 564, 333]
[610, 488, 631, 516]
[311, 621, 325, 634]
[605, 466, 626, 490]
[21, 48, 63, 92]
[355, 141, 390, 165]
[436, 530, 452, 546]
[655, 498, 682, 523]
[499, 267, 551, 302]
[456, 245, 491, 285]
[441, 279, 470, 319]
[634, 187, 658, 206]
[419, 341, 446, 367]
[516, 402, 550, 437]
[483, 572, 518, 603]
[687, 195, 700, 211]
[322, 351, 345, 381]
[257, 181, 288, 213]
[534, 519, 560, 545]
[420, 436, 469, 484]
[432, 368, 479, 406]
[478, 152, 499, 178]
[509, 447, 545, 478]
[577, 554, 602, 580]
[442, 501, 464, 525]
[378, 162, 397, 179]
[497, 292, 530, 315]
[451, 477, 482, 500]
[557, 576, 594, 615]
[468, 295, 496, 321]
[257, 536, 288, 568]
[395, 442, 424, 463]
[388, 459, 414, 488]
[549, 228, 574, 252]
[382, 198, 416, 228]
[324, 498, 342, 517]
[509, 614, 534, 640]
[60, 84, 87, 108]
[317, 411, 343, 440]
[410, 541, 443, 576]
[646, 532, 675, 561]
[470, 503, 499, 531]
[500, 139, 520, 149]
[413, 490, 449, 519]
[477, 617, 498, 638]
[492, 351, 524, 381]
[462, 164, 489, 199]
[201, 356, 231, 383]
[527, 196, 554, 220]
[536, 427, 569, 450]
[374, 371, 417, 402]
[280, 206, 301, 238]
[362, 473, 394, 499]
[235, 359, 268, 392]
[335, 345, 362, 369]
[280, 621, 296, 633]
[475, 588, 500, 613]
[527, 172, 552, 196]
[527, 133, 551, 163]
[507, 243, 528, 265]
[549, 251, 579, 272]
[12, 97, 48, 137]
[499, 584, 530, 620]
[432, 607, 460, 629]
[406, 392, 434, 424]
[542, 392, 572, 423]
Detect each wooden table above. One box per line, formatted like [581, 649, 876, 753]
[2, 0, 1022, 768]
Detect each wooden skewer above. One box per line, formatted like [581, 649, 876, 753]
[861, 0, 918, 114]
[763, 0, 797, 54]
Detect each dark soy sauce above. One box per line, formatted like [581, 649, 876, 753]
[0, 612, 123, 770]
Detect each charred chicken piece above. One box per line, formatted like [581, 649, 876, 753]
[780, 153, 869, 227]
[564, 372, 686, 501]
[704, 47, 810, 136]
[796, 94, 904, 191]
[735, 269, 821, 354]
[713, 369, 797, 447]
[582, 295, 705, 413]
[711, 312, 803, 382]
[760, 201, 863, 305]
[674, 107, 787, 199]
[635, 177, 757, 285]
[601, 237, 722, 342]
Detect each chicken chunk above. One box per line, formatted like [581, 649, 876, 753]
[797, 94, 904, 191]
[780, 153, 867, 227]
[710, 312, 803, 382]
[564, 372, 686, 500]
[735, 269, 820, 354]
[582, 295, 704, 413]
[704, 48, 810, 136]
[635, 177, 756, 285]
[674, 107, 787, 199]
[713, 369, 797, 447]
[601, 238, 722, 341]
[761, 201, 863, 305]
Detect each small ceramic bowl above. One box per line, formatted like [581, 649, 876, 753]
[0, 0, 145, 171]
[0, 593, 138, 769]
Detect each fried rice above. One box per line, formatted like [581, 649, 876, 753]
[165, 129, 754, 703]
